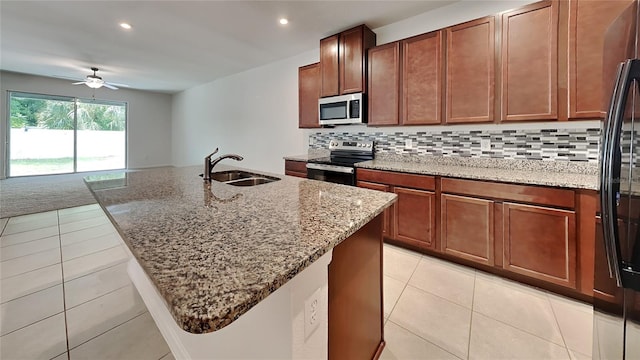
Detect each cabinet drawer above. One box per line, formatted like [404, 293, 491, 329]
[356, 168, 435, 191]
[441, 178, 574, 209]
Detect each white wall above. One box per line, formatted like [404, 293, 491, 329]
[171, 0, 539, 174]
[0, 71, 172, 178]
[171, 49, 318, 172]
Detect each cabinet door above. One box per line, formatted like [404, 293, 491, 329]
[501, 1, 558, 121]
[393, 187, 435, 249]
[284, 160, 307, 178]
[320, 34, 340, 97]
[298, 63, 320, 128]
[441, 194, 495, 266]
[446, 17, 495, 123]
[568, 0, 635, 119]
[503, 202, 576, 288]
[340, 26, 365, 95]
[368, 42, 400, 126]
[357, 181, 393, 238]
[401, 31, 443, 125]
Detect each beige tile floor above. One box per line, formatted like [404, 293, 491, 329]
[0, 205, 593, 359]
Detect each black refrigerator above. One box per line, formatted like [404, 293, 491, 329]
[596, 1, 640, 358]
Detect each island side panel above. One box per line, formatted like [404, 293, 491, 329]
[329, 213, 384, 359]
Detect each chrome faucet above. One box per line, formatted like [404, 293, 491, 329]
[203, 148, 244, 181]
[203, 148, 219, 181]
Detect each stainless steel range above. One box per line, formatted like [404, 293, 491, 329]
[306, 140, 374, 186]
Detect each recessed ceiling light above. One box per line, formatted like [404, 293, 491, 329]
[279, 18, 288, 25]
[119, 22, 132, 30]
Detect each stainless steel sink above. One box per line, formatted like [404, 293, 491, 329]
[226, 178, 277, 186]
[209, 170, 254, 182]
[209, 170, 280, 186]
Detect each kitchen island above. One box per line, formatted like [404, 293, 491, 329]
[84, 165, 396, 359]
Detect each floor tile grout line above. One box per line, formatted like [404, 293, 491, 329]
[0, 259, 62, 282]
[466, 271, 477, 360]
[61, 242, 123, 263]
[0, 227, 60, 247]
[546, 292, 573, 357]
[0, 311, 65, 338]
[0, 219, 10, 236]
[402, 282, 474, 311]
[1, 222, 62, 237]
[59, 228, 120, 248]
[0, 281, 62, 305]
[64, 283, 133, 311]
[0, 237, 63, 262]
[67, 310, 149, 352]
[386, 319, 463, 360]
[56, 210, 72, 360]
[63, 254, 130, 284]
[471, 307, 569, 349]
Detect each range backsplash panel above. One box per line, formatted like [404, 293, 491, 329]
[310, 127, 602, 163]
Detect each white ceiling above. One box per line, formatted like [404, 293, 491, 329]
[0, 0, 457, 94]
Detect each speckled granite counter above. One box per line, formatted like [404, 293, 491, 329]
[356, 155, 599, 190]
[283, 149, 329, 162]
[84, 165, 395, 334]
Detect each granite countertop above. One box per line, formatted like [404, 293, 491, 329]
[84, 165, 395, 334]
[283, 149, 329, 162]
[355, 154, 600, 190]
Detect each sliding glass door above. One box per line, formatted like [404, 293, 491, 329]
[7, 92, 126, 177]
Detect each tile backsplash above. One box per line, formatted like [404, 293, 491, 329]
[310, 127, 602, 163]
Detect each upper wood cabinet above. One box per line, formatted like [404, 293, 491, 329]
[402, 31, 444, 125]
[501, 0, 559, 121]
[368, 42, 401, 126]
[568, 0, 636, 119]
[445, 17, 495, 124]
[320, 25, 376, 97]
[298, 63, 321, 129]
[320, 35, 340, 97]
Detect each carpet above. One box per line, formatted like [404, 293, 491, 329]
[0, 172, 100, 218]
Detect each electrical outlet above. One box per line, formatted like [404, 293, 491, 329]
[404, 139, 413, 149]
[304, 288, 321, 339]
[480, 138, 491, 151]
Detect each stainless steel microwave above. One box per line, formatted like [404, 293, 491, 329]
[318, 93, 364, 126]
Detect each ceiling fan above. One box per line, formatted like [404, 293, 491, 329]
[72, 67, 119, 90]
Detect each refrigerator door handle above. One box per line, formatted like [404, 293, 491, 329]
[601, 60, 632, 287]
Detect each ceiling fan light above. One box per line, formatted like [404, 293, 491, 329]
[85, 77, 104, 89]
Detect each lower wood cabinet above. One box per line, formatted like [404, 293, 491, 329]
[284, 160, 307, 178]
[503, 202, 576, 288]
[357, 168, 591, 295]
[394, 187, 435, 249]
[356, 169, 435, 251]
[357, 181, 392, 237]
[441, 194, 495, 266]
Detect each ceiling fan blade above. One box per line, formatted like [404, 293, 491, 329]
[103, 83, 119, 90]
[72, 81, 86, 85]
[107, 82, 129, 88]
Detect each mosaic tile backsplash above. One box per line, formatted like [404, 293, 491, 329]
[310, 127, 602, 163]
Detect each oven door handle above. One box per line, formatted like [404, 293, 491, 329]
[306, 163, 355, 174]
